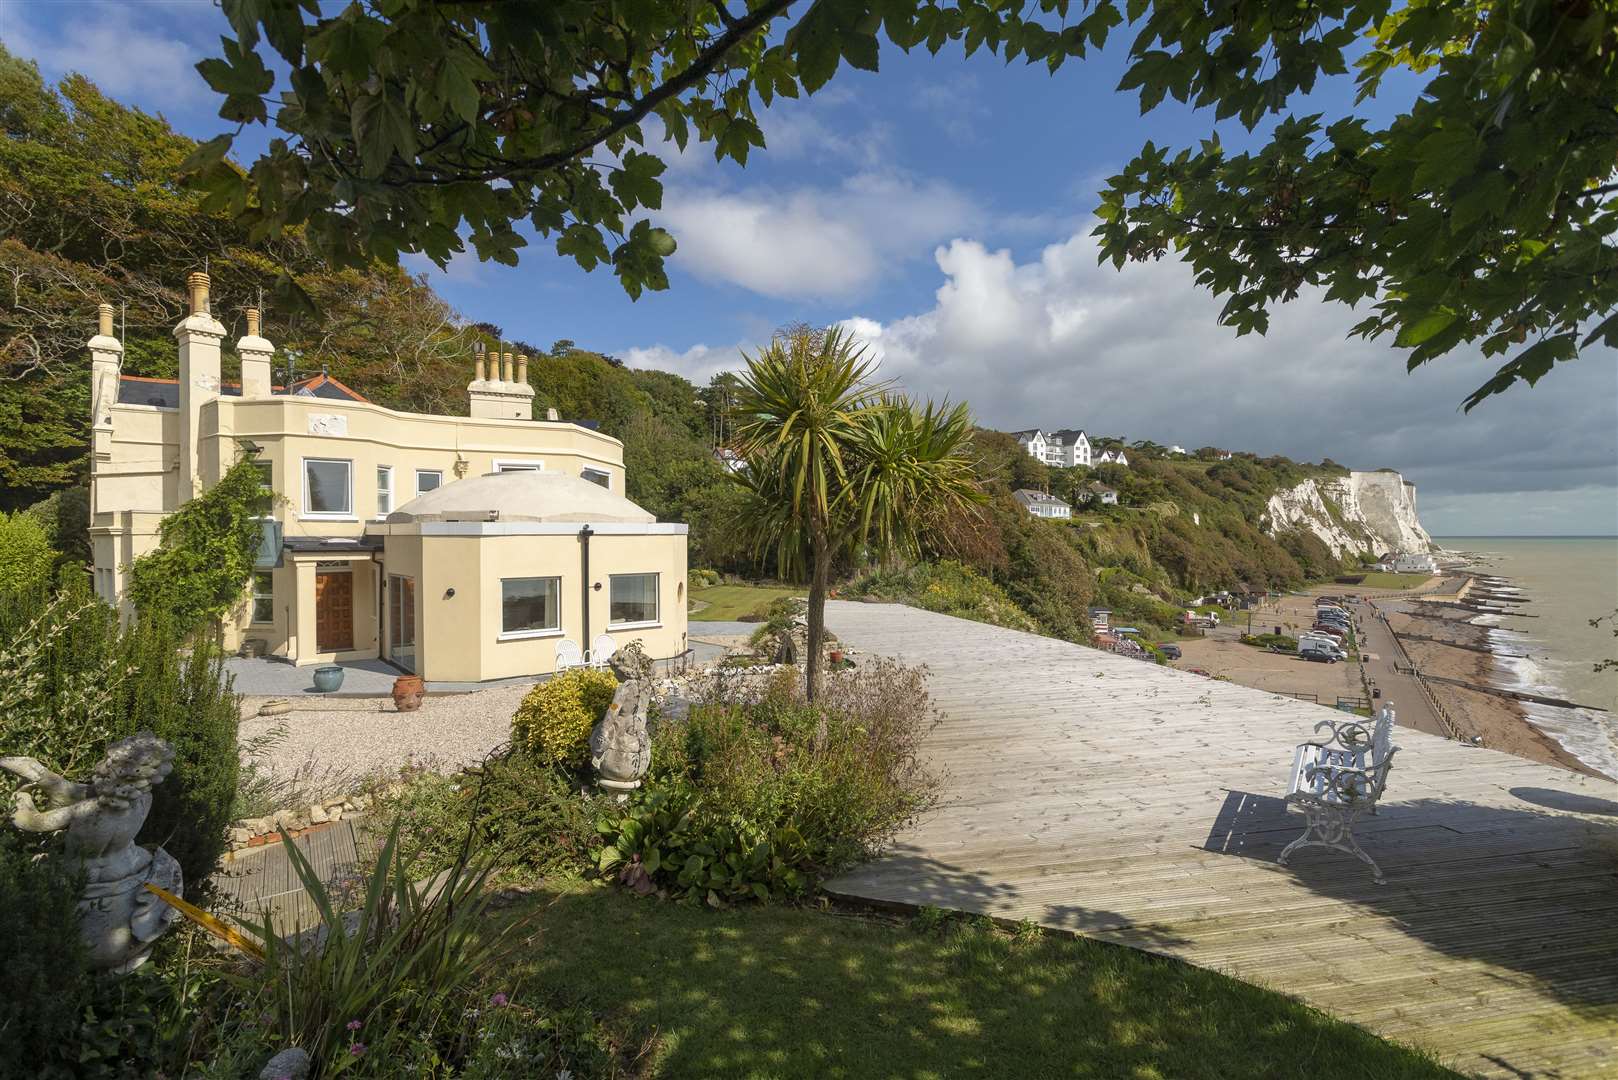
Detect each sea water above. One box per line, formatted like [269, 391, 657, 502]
[1434, 537, 1618, 779]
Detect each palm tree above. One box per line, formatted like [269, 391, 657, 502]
[731, 325, 983, 702]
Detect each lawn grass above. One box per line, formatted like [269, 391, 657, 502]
[688, 583, 804, 621]
[1349, 571, 1435, 590]
[501, 885, 1460, 1080]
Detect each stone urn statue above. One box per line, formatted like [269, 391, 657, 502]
[1, 733, 183, 974]
[589, 680, 651, 798]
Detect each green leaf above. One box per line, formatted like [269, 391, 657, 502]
[1394, 310, 1458, 348]
[180, 134, 236, 178]
[1412, 126, 1481, 191]
[351, 90, 416, 175]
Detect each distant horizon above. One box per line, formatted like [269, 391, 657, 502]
[1431, 534, 1618, 540]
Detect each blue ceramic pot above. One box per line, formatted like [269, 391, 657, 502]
[312, 665, 345, 693]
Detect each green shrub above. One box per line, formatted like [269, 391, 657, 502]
[23, 487, 90, 566]
[849, 560, 1037, 633]
[0, 511, 55, 592]
[0, 578, 239, 889]
[609, 658, 939, 902]
[1241, 632, 1299, 651]
[598, 784, 811, 904]
[690, 567, 722, 588]
[0, 831, 91, 1078]
[369, 754, 607, 881]
[511, 669, 619, 767]
[236, 824, 531, 1077]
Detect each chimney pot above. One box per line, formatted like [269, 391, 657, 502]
[474, 348, 486, 383]
[516, 353, 528, 383]
[501, 351, 514, 383]
[186, 271, 211, 316]
[245, 307, 261, 337]
[97, 303, 114, 338]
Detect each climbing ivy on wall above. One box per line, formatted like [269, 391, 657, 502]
[127, 453, 272, 632]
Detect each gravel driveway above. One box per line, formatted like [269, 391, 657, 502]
[239, 684, 532, 786]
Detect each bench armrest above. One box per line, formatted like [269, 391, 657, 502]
[1304, 751, 1396, 802]
[1311, 718, 1374, 752]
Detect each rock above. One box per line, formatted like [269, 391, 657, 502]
[340, 800, 357, 812]
[272, 809, 304, 832]
[259, 1047, 311, 1080]
[327, 807, 342, 822]
[308, 803, 330, 825]
[349, 795, 368, 811]
[240, 816, 272, 836]
[229, 827, 251, 845]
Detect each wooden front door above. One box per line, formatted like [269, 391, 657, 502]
[315, 571, 354, 653]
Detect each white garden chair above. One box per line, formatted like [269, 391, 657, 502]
[589, 633, 617, 669]
[555, 639, 585, 670]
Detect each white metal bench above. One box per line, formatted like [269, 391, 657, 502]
[1278, 705, 1399, 884]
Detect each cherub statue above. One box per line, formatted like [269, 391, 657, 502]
[1, 733, 183, 974]
[589, 680, 651, 798]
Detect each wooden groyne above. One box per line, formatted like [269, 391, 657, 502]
[1417, 600, 1538, 618]
[1405, 670, 1609, 714]
[1396, 631, 1531, 659]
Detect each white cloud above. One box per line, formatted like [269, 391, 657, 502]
[4, 1, 217, 114]
[622, 341, 745, 386]
[661, 173, 979, 299]
[830, 229, 1618, 530]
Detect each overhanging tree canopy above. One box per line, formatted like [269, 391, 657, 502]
[198, 0, 1618, 404]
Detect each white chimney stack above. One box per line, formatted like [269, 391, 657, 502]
[237, 306, 274, 398]
[174, 271, 224, 498]
[88, 302, 123, 432]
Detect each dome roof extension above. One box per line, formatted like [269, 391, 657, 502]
[387, 469, 653, 524]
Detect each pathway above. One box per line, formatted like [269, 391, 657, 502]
[822, 601, 1618, 1080]
[1354, 598, 1452, 738]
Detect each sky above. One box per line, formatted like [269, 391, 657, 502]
[5, 0, 1617, 536]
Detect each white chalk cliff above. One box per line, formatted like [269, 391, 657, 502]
[1263, 470, 1435, 558]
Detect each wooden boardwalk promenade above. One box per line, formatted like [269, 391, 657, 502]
[822, 602, 1618, 1079]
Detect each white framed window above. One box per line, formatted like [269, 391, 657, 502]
[250, 571, 274, 624]
[376, 465, 393, 516]
[302, 458, 353, 517]
[608, 573, 659, 627]
[500, 576, 561, 638]
[494, 459, 543, 473]
[580, 467, 611, 488]
[415, 469, 443, 496]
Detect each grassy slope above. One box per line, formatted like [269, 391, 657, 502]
[503, 885, 1459, 1080]
[689, 583, 804, 621]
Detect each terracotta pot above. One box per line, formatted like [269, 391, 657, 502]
[828, 649, 845, 664]
[392, 675, 425, 712]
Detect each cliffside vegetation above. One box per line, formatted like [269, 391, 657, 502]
[855, 432, 1365, 644]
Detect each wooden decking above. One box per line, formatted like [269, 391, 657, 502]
[822, 602, 1618, 1080]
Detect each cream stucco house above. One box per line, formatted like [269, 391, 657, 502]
[88, 272, 688, 682]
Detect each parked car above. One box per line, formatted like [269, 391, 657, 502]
[1300, 639, 1348, 661]
[1157, 643, 1182, 660]
[1300, 646, 1338, 664]
[1311, 625, 1347, 642]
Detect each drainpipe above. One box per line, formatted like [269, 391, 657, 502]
[579, 524, 594, 645]
[371, 551, 387, 664]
